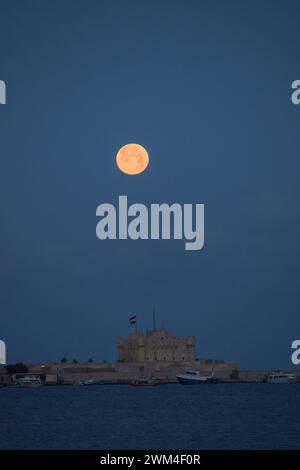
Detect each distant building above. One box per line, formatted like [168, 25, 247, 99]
[0, 340, 6, 365]
[118, 328, 195, 362]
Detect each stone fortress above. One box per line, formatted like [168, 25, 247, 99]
[24, 327, 240, 384]
[118, 328, 196, 362]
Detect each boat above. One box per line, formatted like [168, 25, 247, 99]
[77, 379, 97, 386]
[17, 376, 42, 387]
[176, 368, 218, 384]
[266, 372, 297, 384]
[130, 377, 162, 387]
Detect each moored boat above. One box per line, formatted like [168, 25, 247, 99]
[266, 372, 297, 384]
[176, 368, 218, 384]
[130, 377, 162, 387]
[17, 376, 42, 387]
[76, 379, 97, 386]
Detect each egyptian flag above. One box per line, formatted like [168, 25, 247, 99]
[129, 315, 137, 325]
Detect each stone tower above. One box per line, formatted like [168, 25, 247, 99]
[118, 328, 195, 362]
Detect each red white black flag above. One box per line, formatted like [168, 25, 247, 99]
[129, 315, 136, 325]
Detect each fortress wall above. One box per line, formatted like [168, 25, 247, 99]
[29, 360, 239, 383]
[23, 362, 300, 384]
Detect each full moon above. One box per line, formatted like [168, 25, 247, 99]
[116, 143, 149, 175]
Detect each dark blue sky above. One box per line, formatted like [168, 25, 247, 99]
[0, 0, 299, 368]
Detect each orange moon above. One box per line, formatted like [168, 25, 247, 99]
[116, 143, 149, 175]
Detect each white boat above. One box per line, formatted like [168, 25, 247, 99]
[176, 368, 218, 384]
[130, 377, 163, 387]
[266, 372, 297, 384]
[17, 376, 42, 387]
[78, 379, 96, 386]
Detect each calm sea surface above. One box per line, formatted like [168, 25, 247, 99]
[1, 383, 300, 450]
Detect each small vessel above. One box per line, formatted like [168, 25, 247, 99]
[77, 379, 96, 386]
[266, 372, 297, 384]
[130, 377, 162, 387]
[176, 368, 217, 385]
[17, 376, 42, 387]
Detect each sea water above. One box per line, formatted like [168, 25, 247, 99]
[0, 383, 299, 449]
